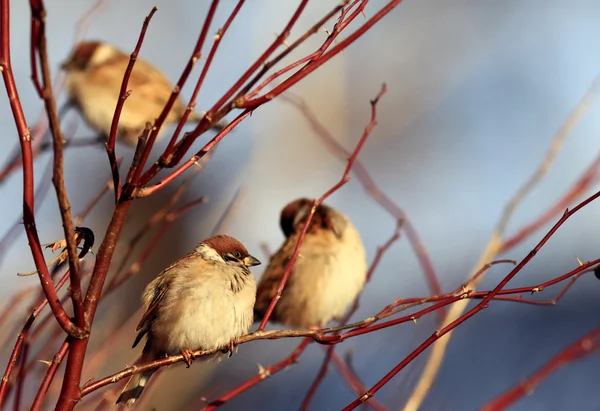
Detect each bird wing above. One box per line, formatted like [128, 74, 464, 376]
[132, 274, 169, 349]
[254, 237, 297, 320]
[87, 58, 183, 118]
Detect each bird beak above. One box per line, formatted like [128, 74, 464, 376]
[243, 255, 261, 267]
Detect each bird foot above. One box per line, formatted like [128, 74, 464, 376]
[181, 348, 195, 368]
[220, 339, 236, 358]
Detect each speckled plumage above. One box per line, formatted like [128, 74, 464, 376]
[62, 41, 211, 146]
[116, 235, 259, 407]
[254, 199, 367, 329]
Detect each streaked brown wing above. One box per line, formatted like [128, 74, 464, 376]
[254, 237, 297, 320]
[132, 276, 169, 348]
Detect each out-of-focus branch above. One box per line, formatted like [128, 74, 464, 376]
[1, 0, 82, 350]
[79, 254, 599, 400]
[202, 339, 312, 411]
[331, 350, 388, 411]
[31, 339, 70, 411]
[126, 0, 221, 190]
[135, 0, 404, 189]
[343, 188, 600, 410]
[0, 0, 105, 186]
[30, 0, 85, 330]
[0, 268, 73, 407]
[105, 6, 158, 202]
[300, 223, 401, 410]
[283, 92, 443, 310]
[480, 326, 600, 411]
[165, 0, 245, 154]
[403, 72, 600, 411]
[0, 158, 53, 268]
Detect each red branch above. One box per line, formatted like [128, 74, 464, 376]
[1, 0, 81, 345]
[127, 0, 221, 190]
[341, 189, 600, 410]
[499, 151, 600, 252]
[300, 345, 335, 411]
[202, 339, 313, 411]
[238, 0, 405, 110]
[0, 269, 73, 407]
[104, 7, 157, 202]
[31, 340, 70, 411]
[300, 223, 401, 410]
[480, 326, 600, 411]
[30, 0, 86, 335]
[283, 92, 443, 310]
[331, 351, 388, 411]
[76, 256, 597, 400]
[257, 83, 387, 330]
[164, 0, 245, 154]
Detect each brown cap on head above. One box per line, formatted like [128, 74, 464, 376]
[202, 234, 261, 267]
[279, 198, 313, 237]
[279, 198, 338, 238]
[61, 41, 103, 71]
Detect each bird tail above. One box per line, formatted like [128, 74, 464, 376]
[115, 369, 156, 408]
[115, 343, 157, 407]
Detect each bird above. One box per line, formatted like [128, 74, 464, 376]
[61, 40, 222, 147]
[254, 198, 367, 329]
[115, 234, 261, 407]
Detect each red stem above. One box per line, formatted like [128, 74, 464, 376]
[341, 190, 600, 410]
[31, 340, 70, 411]
[55, 201, 131, 410]
[239, 0, 404, 109]
[499, 152, 600, 252]
[202, 338, 312, 410]
[258, 84, 387, 330]
[480, 326, 600, 411]
[1, 0, 81, 345]
[300, 345, 335, 410]
[330, 351, 388, 411]
[164, 0, 245, 155]
[133, 110, 252, 198]
[129, 0, 221, 190]
[30, 0, 87, 334]
[136, 0, 310, 187]
[284, 91, 443, 313]
[0, 269, 72, 407]
[104, 7, 157, 202]
[12, 342, 28, 411]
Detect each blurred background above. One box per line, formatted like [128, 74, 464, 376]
[1, 0, 600, 410]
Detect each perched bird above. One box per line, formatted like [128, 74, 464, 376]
[254, 198, 367, 329]
[62, 40, 221, 146]
[115, 234, 260, 407]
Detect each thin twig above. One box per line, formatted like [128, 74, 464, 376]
[402, 72, 600, 411]
[480, 326, 600, 411]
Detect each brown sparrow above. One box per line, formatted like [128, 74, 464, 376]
[254, 198, 367, 329]
[62, 41, 220, 146]
[115, 235, 260, 407]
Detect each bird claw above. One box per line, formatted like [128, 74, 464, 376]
[181, 348, 195, 368]
[220, 339, 236, 358]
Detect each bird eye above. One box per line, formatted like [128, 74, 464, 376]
[225, 251, 242, 261]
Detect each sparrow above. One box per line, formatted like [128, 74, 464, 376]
[62, 41, 222, 146]
[254, 198, 367, 329]
[115, 234, 260, 407]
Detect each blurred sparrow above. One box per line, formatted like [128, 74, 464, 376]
[115, 234, 260, 407]
[254, 198, 367, 329]
[62, 40, 221, 146]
